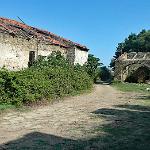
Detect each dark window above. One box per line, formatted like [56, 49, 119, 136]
[28, 51, 35, 67]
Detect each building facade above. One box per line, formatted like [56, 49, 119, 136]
[0, 17, 89, 70]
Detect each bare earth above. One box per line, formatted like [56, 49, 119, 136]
[0, 85, 143, 149]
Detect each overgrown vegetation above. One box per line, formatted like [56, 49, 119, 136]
[83, 54, 112, 82]
[110, 29, 150, 69]
[99, 66, 112, 81]
[0, 52, 93, 106]
[112, 81, 150, 94]
[84, 54, 102, 82]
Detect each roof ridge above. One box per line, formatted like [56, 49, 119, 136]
[0, 17, 88, 50]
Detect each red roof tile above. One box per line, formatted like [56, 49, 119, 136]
[0, 17, 88, 51]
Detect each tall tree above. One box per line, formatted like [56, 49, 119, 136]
[85, 54, 102, 82]
[99, 66, 112, 81]
[110, 29, 150, 68]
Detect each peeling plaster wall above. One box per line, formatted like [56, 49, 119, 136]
[74, 47, 88, 65]
[37, 42, 67, 57]
[0, 32, 68, 70]
[0, 31, 88, 70]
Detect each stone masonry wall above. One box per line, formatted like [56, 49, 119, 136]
[0, 32, 68, 70]
[114, 52, 150, 81]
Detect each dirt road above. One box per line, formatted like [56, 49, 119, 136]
[0, 85, 143, 149]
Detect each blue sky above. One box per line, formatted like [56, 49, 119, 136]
[0, 0, 150, 66]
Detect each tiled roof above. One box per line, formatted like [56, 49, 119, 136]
[0, 17, 88, 51]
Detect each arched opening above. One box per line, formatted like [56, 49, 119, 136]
[125, 66, 150, 83]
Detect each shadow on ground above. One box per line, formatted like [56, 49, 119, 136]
[0, 132, 83, 150]
[1, 104, 150, 150]
[135, 95, 150, 100]
[92, 104, 150, 150]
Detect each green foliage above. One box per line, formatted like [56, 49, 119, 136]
[112, 81, 150, 94]
[99, 66, 112, 81]
[0, 104, 15, 112]
[0, 52, 92, 106]
[84, 54, 102, 82]
[109, 58, 115, 69]
[110, 29, 150, 68]
[33, 51, 70, 68]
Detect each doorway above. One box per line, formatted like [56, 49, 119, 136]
[28, 51, 35, 67]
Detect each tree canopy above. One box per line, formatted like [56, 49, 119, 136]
[84, 54, 102, 82]
[99, 66, 112, 81]
[110, 29, 150, 68]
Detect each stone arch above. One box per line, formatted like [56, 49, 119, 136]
[114, 52, 150, 82]
[125, 65, 150, 83]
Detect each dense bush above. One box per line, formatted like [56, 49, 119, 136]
[0, 52, 92, 105]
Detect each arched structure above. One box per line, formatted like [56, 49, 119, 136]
[114, 52, 150, 83]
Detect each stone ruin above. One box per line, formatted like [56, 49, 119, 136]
[114, 52, 150, 83]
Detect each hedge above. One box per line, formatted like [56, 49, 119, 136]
[0, 52, 93, 105]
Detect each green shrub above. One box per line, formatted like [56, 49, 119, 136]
[0, 52, 92, 106]
[84, 54, 102, 82]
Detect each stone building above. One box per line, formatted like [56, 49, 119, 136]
[114, 52, 150, 83]
[0, 17, 89, 70]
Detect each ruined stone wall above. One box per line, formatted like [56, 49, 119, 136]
[0, 32, 68, 70]
[114, 52, 150, 81]
[114, 60, 122, 81]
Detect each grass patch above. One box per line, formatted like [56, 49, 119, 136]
[0, 104, 15, 110]
[111, 81, 150, 93]
[0, 104, 16, 114]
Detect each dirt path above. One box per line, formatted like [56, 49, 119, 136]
[0, 85, 142, 149]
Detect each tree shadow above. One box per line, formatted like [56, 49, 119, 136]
[91, 104, 150, 150]
[1, 104, 150, 150]
[116, 104, 150, 111]
[0, 132, 85, 150]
